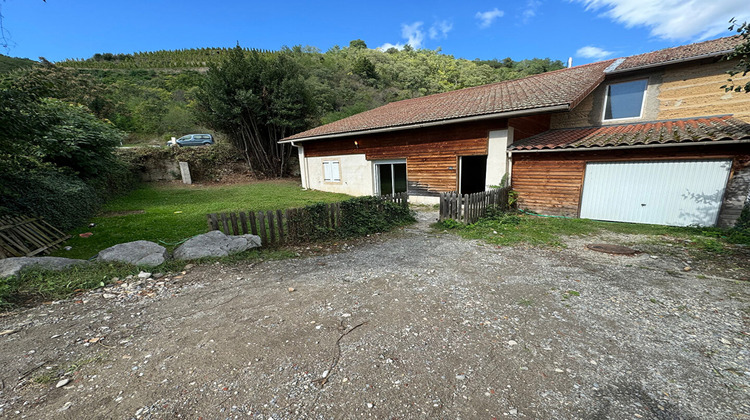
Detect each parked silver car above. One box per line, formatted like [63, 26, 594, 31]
[167, 134, 214, 147]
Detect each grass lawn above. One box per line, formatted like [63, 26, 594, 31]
[53, 179, 351, 259]
[438, 211, 750, 251]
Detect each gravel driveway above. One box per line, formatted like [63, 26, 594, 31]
[1, 211, 748, 419]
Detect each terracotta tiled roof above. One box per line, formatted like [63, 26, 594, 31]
[509, 116, 750, 151]
[283, 60, 615, 141]
[282, 36, 744, 143]
[611, 36, 741, 73]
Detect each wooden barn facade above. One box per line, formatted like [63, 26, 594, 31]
[282, 36, 750, 227]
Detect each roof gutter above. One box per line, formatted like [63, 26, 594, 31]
[509, 138, 750, 153]
[280, 104, 570, 143]
[606, 50, 734, 74]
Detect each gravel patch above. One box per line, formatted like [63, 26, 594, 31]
[0, 210, 747, 419]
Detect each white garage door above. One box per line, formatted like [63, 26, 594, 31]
[579, 160, 732, 226]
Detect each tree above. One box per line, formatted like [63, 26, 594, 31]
[349, 39, 367, 49]
[196, 45, 313, 177]
[723, 19, 750, 93]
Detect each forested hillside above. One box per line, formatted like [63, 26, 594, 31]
[0, 54, 35, 73]
[52, 41, 564, 142]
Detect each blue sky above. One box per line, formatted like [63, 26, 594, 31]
[1, 0, 748, 64]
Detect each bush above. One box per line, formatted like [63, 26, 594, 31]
[1, 170, 101, 230]
[338, 196, 414, 238]
[735, 203, 750, 231]
[284, 196, 415, 243]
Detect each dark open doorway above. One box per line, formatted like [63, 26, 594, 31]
[460, 155, 487, 195]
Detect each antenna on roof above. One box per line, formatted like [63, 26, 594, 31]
[567, 57, 573, 68]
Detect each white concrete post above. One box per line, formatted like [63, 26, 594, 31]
[179, 161, 192, 184]
[296, 144, 308, 189]
[485, 127, 514, 189]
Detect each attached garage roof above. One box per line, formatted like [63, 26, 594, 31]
[282, 60, 615, 142]
[509, 115, 750, 151]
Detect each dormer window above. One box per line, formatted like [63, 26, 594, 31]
[603, 79, 648, 120]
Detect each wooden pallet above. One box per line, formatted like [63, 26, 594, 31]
[0, 215, 71, 258]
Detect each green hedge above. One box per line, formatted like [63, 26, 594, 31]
[117, 141, 243, 182]
[338, 196, 414, 237]
[284, 196, 414, 243]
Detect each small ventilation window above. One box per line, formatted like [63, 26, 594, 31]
[603, 79, 648, 120]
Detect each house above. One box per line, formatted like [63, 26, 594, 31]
[281, 36, 750, 227]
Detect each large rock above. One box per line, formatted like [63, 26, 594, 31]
[97, 240, 168, 267]
[0, 257, 88, 278]
[173, 231, 261, 260]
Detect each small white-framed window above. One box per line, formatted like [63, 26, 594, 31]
[323, 160, 340, 182]
[603, 79, 648, 121]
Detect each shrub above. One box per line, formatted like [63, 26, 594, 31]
[338, 196, 414, 238]
[1, 170, 101, 231]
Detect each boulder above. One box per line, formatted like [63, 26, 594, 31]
[0, 257, 88, 278]
[97, 240, 168, 267]
[173, 231, 261, 260]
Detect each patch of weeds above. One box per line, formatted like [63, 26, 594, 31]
[517, 298, 534, 307]
[691, 237, 728, 254]
[32, 372, 57, 385]
[65, 354, 104, 375]
[437, 219, 463, 230]
[561, 290, 580, 301]
[696, 274, 708, 279]
[1, 262, 140, 309]
[676, 305, 688, 311]
[649, 298, 664, 305]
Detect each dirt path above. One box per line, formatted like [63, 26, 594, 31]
[1, 211, 748, 419]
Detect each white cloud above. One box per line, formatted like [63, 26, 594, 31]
[378, 19, 453, 51]
[429, 20, 453, 40]
[377, 42, 404, 51]
[401, 21, 425, 48]
[574, 0, 750, 40]
[576, 45, 614, 60]
[475, 8, 505, 28]
[522, 0, 542, 23]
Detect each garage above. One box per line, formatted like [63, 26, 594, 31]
[579, 160, 732, 226]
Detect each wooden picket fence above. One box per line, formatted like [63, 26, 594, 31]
[0, 215, 71, 259]
[438, 187, 511, 224]
[206, 192, 408, 246]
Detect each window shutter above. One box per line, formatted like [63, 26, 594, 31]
[323, 161, 333, 181]
[331, 161, 340, 181]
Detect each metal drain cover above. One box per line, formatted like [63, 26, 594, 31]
[585, 243, 639, 255]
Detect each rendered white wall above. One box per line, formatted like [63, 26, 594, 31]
[305, 154, 374, 196]
[486, 128, 514, 189]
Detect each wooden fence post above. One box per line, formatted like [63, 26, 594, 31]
[276, 209, 285, 243]
[257, 211, 267, 245]
[266, 210, 276, 245]
[220, 213, 230, 233]
[239, 212, 248, 234]
[230, 213, 239, 235]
